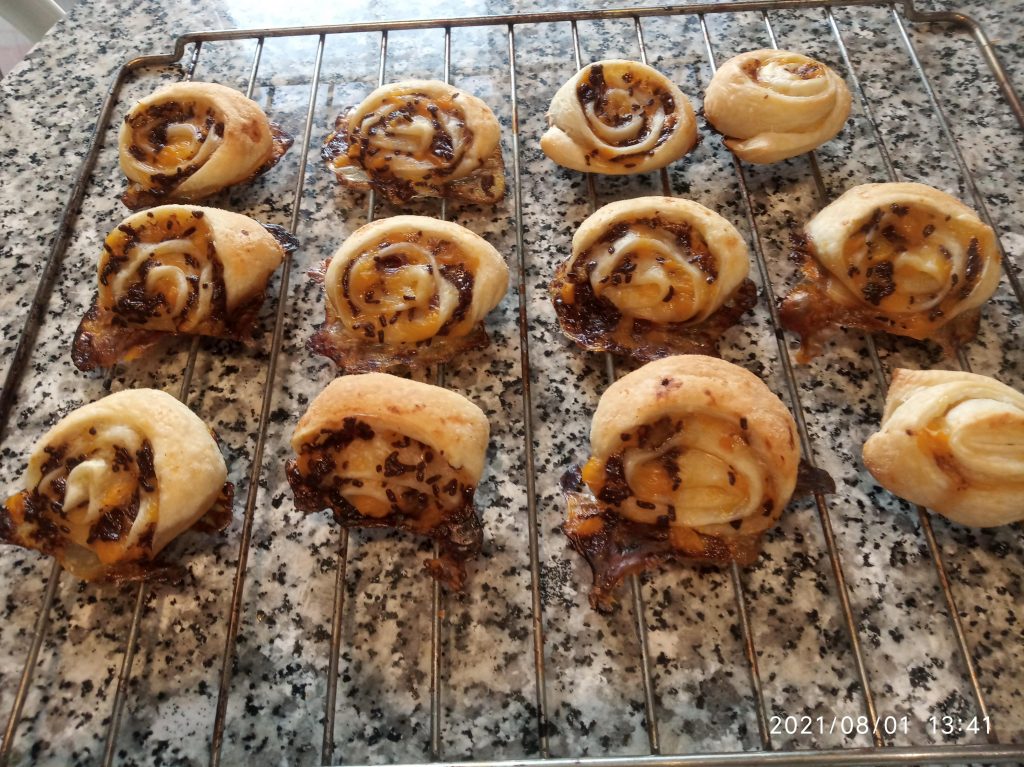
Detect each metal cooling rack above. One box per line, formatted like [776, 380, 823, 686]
[1, 1, 1022, 765]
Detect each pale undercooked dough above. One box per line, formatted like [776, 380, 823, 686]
[703, 49, 851, 164]
[863, 368, 1024, 527]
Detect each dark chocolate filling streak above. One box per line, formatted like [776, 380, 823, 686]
[122, 98, 293, 209]
[561, 458, 834, 612]
[286, 418, 483, 590]
[72, 212, 296, 372]
[0, 437, 234, 583]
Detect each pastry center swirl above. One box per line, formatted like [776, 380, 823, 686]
[123, 99, 224, 180]
[334, 236, 474, 344]
[575, 64, 676, 155]
[587, 219, 720, 324]
[583, 414, 775, 528]
[353, 93, 471, 181]
[920, 397, 1024, 486]
[291, 419, 472, 529]
[837, 205, 987, 315]
[99, 212, 223, 332]
[26, 422, 159, 563]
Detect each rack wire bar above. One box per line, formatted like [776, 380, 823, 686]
[1, 3, 1023, 766]
[762, 6, 1002, 742]
[891, 13, 1024, 306]
[0, 560, 59, 765]
[634, 14, 774, 752]
[0, 40, 207, 767]
[506, 23, 553, 758]
[206, 33, 327, 767]
[95, 40, 265, 766]
[428, 25, 454, 763]
[778, 13, 1005, 746]
[325, 745, 1024, 767]
[697, 14, 886, 749]
[568, 19, 663, 756]
[811, 4, 1024, 742]
[316, 24, 389, 764]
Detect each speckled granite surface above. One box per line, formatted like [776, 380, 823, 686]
[0, 1, 1021, 765]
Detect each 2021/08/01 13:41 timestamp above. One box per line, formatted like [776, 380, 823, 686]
[768, 715, 991, 737]
[929, 715, 992, 737]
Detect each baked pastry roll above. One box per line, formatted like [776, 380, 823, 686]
[550, 196, 756, 360]
[779, 183, 1001, 361]
[0, 388, 232, 582]
[863, 369, 1024, 528]
[119, 82, 293, 209]
[703, 49, 851, 164]
[322, 80, 504, 205]
[541, 59, 698, 174]
[309, 216, 509, 372]
[562, 355, 799, 610]
[72, 205, 294, 371]
[286, 374, 489, 589]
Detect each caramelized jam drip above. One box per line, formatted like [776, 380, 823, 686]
[286, 418, 482, 589]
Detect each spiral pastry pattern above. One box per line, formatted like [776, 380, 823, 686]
[309, 216, 508, 372]
[551, 197, 755, 360]
[541, 59, 698, 174]
[703, 49, 851, 164]
[562, 356, 799, 610]
[1, 389, 231, 581]
[863, 369, 1024, 528]
[780, 182, 1002, 361]
[119, 82, 293, 209]
[322, 80, 505, 205]
[286, 374, 490, 589]
[73, 205, 291, 371]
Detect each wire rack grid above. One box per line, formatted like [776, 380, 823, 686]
[0, 1, 1022, 766]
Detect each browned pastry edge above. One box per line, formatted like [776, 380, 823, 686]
[0, 481, 234, 584]
[286, 454, 482, 591]
[779, 245, 982, 363]
[308, 320, 491, 374]
[551, 276, 758, 361]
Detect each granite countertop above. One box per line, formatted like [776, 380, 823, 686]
[0, 0, 1022, 765]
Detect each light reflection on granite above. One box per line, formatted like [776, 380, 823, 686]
[0, 0, 1021, 765]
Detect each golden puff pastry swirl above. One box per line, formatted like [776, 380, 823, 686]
[73, 205, 293, 371]
[322, 80, 505, 205]
[563, 356, 799, 610]
[863, 369, 1024, 528]
[703, 49, 851, 164]
[541, 60, 698, 174]
[286, 374, 490, 589]
[780, 183, 1002, 361]
[550, 196, 756, 361]
[309, 216, 509, 372]
[0, 389, 232, 582]
[119, 82, 293, 209]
